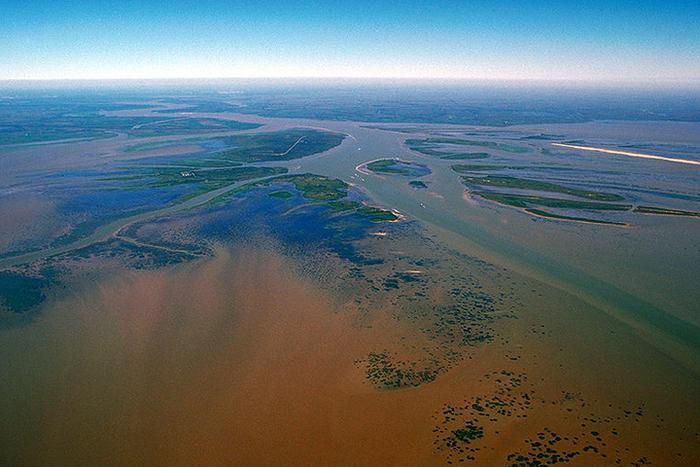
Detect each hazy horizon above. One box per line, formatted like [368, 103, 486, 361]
[2, 77, 700, 93]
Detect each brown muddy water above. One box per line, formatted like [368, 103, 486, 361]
[2, 245, 699, 466]
[0, 247, 438, 465]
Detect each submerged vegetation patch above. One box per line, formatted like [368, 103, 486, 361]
[65, 238, 204, 270]
[365, 352, 438, 389]
[436, 369, 656, 464]
[452, 422, 485, 443]
[0, 271, 48, 315]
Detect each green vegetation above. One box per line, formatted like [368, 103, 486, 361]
[409, 180, 428, 188]
[407, 137, 528, 157]
[65, 238, 201, 270]
[155, 100, 241, 114]
[199, 173, 400, 224]
[122, 137, 210, 153]
[451, 164, 503, 173]
[127, 129, 341, 164]
[406, 138, 491, 159]
[254, 174, 399, 221]
[196, 91, 700, 126]
[0, 128, 115, 145]
[366, 159, 411, 174]
[439, 152, 491, 160]
[205, 173, 347, 206]
[453, 422, 485, 443]
[357, 206, 398, 222]
[382, 271, 423, 290]
[268, 174, 348, 201]
[365, 352, 437, 389]
[634, 206, 700, 218]
[0, 112, 153, 145]
[473, 191, 631, 211]
[0, 103, 257, 145]
[127, 118, 260, 137]
[327, 200, 361, 212]
[462, 175, 625, 201]
[360, 125, 424, 133]
[111, 166, 288, 190]
[467, 141, 528, 154]
[267, 190, 293, 199]
[133, 159, 242, 169]
[405, 140, 452, 157]
[365, 158, 430, 177]
[117, 159, 242, 171]
[519, 133, 562, 141]
[525, 208, 626, 226]
[214, 129, 345, 162]
[326, 199, 396, 221]
[0, 114, 255, 146]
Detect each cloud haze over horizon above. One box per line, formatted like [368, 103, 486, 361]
[1, 1, 699, 84]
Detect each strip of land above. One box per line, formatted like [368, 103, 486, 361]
[0, 174, 282, 269]
[552, 143, 700, 166]
[634, 206, 700, 218]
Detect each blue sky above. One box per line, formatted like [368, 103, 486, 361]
[1, 0, 699, 83]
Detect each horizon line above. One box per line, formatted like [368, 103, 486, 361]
[2, 76, 700, 90]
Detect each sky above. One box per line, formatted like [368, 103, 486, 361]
[1, 0, 699, 84]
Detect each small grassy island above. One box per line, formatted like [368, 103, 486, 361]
[633, 206, 700, 218]
[462, 175, 625, 201]
[366, 158, 431, 177]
